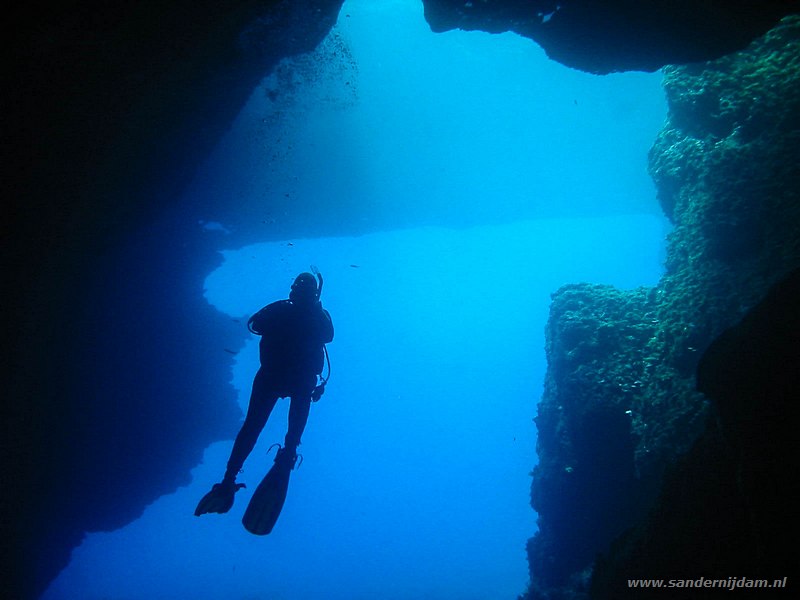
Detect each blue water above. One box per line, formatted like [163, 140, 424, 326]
[42, 1, 668, 599]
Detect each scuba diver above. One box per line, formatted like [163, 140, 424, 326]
[195, 270, 333, 534]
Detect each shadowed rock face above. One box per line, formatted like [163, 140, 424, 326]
[4, 1, 797, 598]
[590, 267, 800, 599]
[530, 284, 661, 590]
[525, 17, 800, 600]
[422, 0, 797, 74]
[5, 2, 345, 598]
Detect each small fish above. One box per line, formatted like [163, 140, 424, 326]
[224, 348, 238, 355]
[350, 264, 360, 268]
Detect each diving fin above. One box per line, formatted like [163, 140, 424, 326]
[194, 481, 245, 516]
[242, 447, 298, 535]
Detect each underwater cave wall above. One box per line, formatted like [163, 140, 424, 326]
[529, 285, 661, 591]
[525, 16, 800, 600]
[590, 267, 800, 598]
[4, 2, 345, 598]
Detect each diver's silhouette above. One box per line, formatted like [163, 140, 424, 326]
[195, 272, 333, 526]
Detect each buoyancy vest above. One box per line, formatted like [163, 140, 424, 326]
[248, 300, 334, 379]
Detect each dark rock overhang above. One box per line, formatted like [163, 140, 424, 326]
[422, 0, 800, 74]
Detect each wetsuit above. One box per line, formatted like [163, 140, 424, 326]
[223, 299, 333, 483]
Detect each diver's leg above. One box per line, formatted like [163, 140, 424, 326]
[284, 374, 317, 454]
[223, 369, 279, 483]
[195, 370, 281, 516]
[284, 395, 312, 453]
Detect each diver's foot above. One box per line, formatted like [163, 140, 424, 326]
[194, 481, 245, 516]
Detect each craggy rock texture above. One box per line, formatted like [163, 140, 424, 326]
[526, 17, 800, 600]
[422, 0, 798, 74]
[530, 285, 661, 591]
[591, 267, 800, 598]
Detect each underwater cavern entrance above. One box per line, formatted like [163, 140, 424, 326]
[40, 1, 671, 598]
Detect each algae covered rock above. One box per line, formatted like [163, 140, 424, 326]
[639, 14, 800, 477]
[529, 284, 659, 595]
[591, 267, 800, 598]
[525, 16, 800, 600]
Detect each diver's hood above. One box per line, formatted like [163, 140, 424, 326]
[290, 272, 318, 303]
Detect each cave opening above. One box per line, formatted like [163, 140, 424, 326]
[41, 1, 670, 598]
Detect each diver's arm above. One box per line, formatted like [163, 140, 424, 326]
[247, 301, 283, 335]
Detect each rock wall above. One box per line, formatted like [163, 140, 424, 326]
[530, 285, 661, 591]
[591, 267, 800, 598]
[4, 2, 344, 598]
[526, 16, 800, 600]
